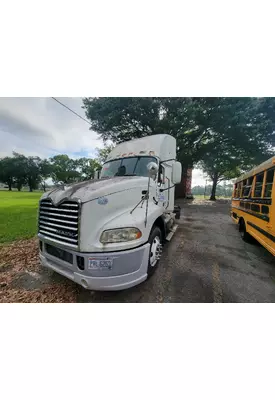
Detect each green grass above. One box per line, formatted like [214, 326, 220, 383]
[0, 191, 43, 244]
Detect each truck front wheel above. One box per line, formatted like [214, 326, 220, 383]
[147, 226, 162, 277]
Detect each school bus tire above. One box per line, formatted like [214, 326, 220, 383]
[239, 218, 253, 243]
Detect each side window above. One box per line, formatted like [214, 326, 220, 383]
[264, 169, 274, 198]
[262, 205, 269, 215]
[235, 183, 239, 197]
[254, 173, 264, 197]
[243, 177, 253, 197]
[240, 181, 244, 197]
[251, 204, 260, 212]
[233, 184, 237, 197]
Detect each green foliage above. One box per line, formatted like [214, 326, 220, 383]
[49, 154, 80, 184]
[0, 153, 54, 192]
[83, 97, 275, 162]
[96, 145, 114, 164]
[83, 97, 275, 199]
[0, 157, 16, 190]
[0, 149, 111, 191]
[25, 156, 44, 192]
[76, 157, 101, 180]
[82, 98, 197, 166]
[192, 183, 233, 198]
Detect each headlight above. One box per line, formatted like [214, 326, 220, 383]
[100, 228, 142, 243]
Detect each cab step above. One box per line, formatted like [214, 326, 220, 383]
[165, 224, 178, 241]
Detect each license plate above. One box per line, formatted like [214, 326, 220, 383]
[88, 258, 113, 270]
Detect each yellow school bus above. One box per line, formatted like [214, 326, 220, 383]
[231, 156, 275, 255]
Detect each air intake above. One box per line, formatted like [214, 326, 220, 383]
[38, 199, 80, 248]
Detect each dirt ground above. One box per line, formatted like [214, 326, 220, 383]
[1, 199, 275, 302]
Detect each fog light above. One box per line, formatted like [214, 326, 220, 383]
[80, 279, 88, 289]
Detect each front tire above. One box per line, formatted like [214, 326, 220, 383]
[147, 226, 162, 277]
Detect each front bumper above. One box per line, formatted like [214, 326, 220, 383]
[39, 240, 150, 291]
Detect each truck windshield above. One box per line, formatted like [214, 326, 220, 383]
[101, 156, 157, 178]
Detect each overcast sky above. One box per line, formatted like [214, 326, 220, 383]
[0, 97, 206, 187]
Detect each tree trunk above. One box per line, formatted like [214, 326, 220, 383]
[210, 173, 218, 201]
[28, 178, 33, 192]
[8, 182, 12, 191]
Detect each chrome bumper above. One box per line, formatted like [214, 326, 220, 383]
[39, 240, 150, 291]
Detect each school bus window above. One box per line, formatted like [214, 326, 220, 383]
[234, 184, 238, 197]
[235, 183, 240, 197]
[264, 168, 274, 198]
[254, 173, 264, 197]
[251, 204, 260, 212]
[262, 205, 269, 214]
[239, 182, 243, 197]
[245, 202, 251, 210]
[243, 179, 252, 197]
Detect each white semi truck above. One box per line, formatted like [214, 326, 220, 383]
[38, 134, 182, 291]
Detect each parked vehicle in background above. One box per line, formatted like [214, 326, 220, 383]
[231, 156, 275, 255]
[38, 134, 182, 290]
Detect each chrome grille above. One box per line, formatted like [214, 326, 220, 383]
[38, 199, 80, 248]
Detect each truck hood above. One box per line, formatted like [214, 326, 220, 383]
[41, 176, 148, 205]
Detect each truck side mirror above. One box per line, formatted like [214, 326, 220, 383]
[172, 161, 182, 184]
[147, 162, 159, 180]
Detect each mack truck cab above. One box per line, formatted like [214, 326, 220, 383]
[38, 134, 182, 291]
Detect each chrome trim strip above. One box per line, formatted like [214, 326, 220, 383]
[40, 215, 77, 225]
[40, 206, 78, 213]
[40, 211, 78, 219]
[41, 201, 78, 207]
[39, 229, 78, 243]
[39, 221, 78, 231]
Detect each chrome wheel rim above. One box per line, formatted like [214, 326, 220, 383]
[150, 236, 162, 267]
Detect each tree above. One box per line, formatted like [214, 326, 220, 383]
[12, 153, 28, 191]
[76, 157, 101, 181]
[82, 97, 275, 198]
[96, 145, 114, 164]
[82, 97, 205, 195]
[25, 156, 44, 192]
[40, 159, 53, 191]
[198, 138, 268, 200]
[49, 155, 80, 184]
[0, 157, 16, 191]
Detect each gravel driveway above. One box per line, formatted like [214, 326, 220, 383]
[1, 199, 275, 302]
